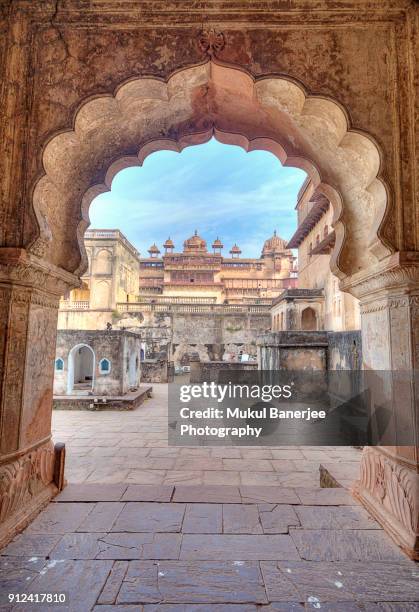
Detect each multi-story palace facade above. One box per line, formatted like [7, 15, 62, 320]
[271, 179, 360, 332]
[139, 230, 297, 304]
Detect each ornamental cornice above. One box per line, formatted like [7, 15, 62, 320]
[0, 249, 81, 296]
[340, 252, 419, 301]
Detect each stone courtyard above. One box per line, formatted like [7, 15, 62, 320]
[1, 386, 417, 610]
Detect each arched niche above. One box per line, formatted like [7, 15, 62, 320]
[67, 344, 95, 395]
[30, 60, 392, 286]
[301, 306, 318, 331]
[95, 249, 113, 275]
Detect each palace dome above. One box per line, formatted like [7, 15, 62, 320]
[148, 243, 160, 256]
[261, 230, 287, 256]
[163, 237, 175, 249]
[183, 230, 207, 253]
[212, 237, 223, 248]
[229, 243, 242, 256]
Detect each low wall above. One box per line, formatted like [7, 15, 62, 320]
[257, 331, 329, 371]
[190, 359, 259, 383]
[257, 330, 362, 371]
[141, 359, 173, 383]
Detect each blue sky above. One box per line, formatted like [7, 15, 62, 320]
[89, 139, 306, 258]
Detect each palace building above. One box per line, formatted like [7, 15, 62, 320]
[271, 180, 360, 332]
[139, 230, 297, 304]
[58, 228, 296, 329]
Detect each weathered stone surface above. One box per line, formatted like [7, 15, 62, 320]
[26, 502, 95, 534]
[117, 560, 268, 604]
[240, 486, 300, 504]
[76, 502, 125, 532]
[262, 605, 307, 611]
[50, 533, 181, 560]
[259, 561, 302, 602]
[363, 605, 419, 611]
[96, 560, 128, 605]
[111, 503, 185, 533]
[23, 560, 112, 611]
[1, 533, 61, 557]
[95, 606, 260, 612]
[295, 488, 357, 506]
[0, 557, 46, 600]
[223, 459, 273, 472]
[121, 485, 174, 502]
[183, 504, 222, 534]
[222, 504, 262, 534]
[180, 534, 299, 560]
[264, 561, 419, 603]
[295, 505, 381, 530]
[143, 606, 259, 611]
[93, 607, 139, 612]
[289, 529, 409, 562]
[173, 486, 241, 504]
[54, 484, 128, 502]
[259, 505, 300, 534]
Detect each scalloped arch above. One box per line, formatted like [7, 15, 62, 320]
[31, 60, 392, 278]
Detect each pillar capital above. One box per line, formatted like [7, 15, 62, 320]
[339, 251, 419, 302]
[0, 248, 80, 297]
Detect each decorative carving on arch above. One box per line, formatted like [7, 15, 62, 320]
[198, 29, 225, 57]
[30, 60, 392, 281]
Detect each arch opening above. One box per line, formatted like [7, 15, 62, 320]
[67, 344, 95, 395]
[31, 60, 392, 285]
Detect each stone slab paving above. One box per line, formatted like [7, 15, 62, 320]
[0, 385, 418, 609]
[51, 384, 362, 487]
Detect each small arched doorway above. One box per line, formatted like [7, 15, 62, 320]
[301, 307, 317, 331]
[67, 344, 95, 394]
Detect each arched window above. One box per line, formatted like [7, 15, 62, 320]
[301, 307, 317, 331]
[99, 358, 111, 374]
[95, 249, 113, 275]
[55, 358, 64, 371]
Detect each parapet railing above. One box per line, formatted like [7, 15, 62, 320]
[60, 300, 90, 309]
[135, 296, 217, 304]
[116, 302, 271, 315]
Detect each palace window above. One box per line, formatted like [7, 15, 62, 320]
[55, 358, 64, 371]
[99, 358, 111, 374]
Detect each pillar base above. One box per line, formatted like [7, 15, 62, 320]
[0, 441, 64, 549]
[353, 447, 419, 560]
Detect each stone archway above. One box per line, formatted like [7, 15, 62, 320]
[31, 61, 391, 283]
[1, 57, 418, 558]
[67, 343, 95, 395]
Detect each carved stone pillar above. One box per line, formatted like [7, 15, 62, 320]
[0, 248, 79, 547]
[342, 252, 419, 560]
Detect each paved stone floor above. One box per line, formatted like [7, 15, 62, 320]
[1, 385, 418, 610]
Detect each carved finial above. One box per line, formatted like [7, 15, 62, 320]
[198, 28, 225, 57]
